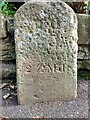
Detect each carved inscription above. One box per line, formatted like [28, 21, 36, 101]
[26, 65, 31, 72]
[26, 63, 65, 73]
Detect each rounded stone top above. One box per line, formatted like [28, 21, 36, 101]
[15, 0, 77, 22]
[15, 0, 76, 15]
[15, 0, 78, 42]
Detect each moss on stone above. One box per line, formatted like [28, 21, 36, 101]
[78, 70, 90, 80]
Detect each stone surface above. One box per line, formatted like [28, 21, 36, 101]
[0, 14, 7, 38]
[0, 14, 15, 61]
[78, 45, 89, 60]
[0, 37, 15, 61]
[77, 14, 90, 45]
[78, 60, 90, 70]
[15, 1, 78, 104]
[77, 14, 90, 70]
[0, 62, 16, 79]
[6, 18, 15, 39]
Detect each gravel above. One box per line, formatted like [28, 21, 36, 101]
[1, 79, 89, 118]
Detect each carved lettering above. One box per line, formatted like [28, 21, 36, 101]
[37, 63, 65, 73]
[26, 65, 31, 72]
[37, 63, 46, 73]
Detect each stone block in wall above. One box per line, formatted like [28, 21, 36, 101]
[77, 14, 90, 45]
[78, 45, 89, 60]
[6, 18, 15, 38]
[0, 14, 7, 38]
[89, 44, 90, 59]
[0, 62, 16, 79]
[0, 36, 15, 61]
[77, 14, 90, 70]
[78, 60, 90, 70]
[0, 14, 15, 61]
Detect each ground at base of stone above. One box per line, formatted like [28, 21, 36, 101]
[1, 79, 89, 118]
[1, 83, 17, 106]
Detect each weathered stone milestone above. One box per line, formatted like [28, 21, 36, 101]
[15, 1, 78, 104]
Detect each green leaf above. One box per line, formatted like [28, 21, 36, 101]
[0, 0, 16, 16]
[9, 4, 14, 7]
[2, 5, 8, 11]
[0, 2, 4, 7]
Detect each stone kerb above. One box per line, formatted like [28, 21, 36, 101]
[15, 1, 78, 104]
